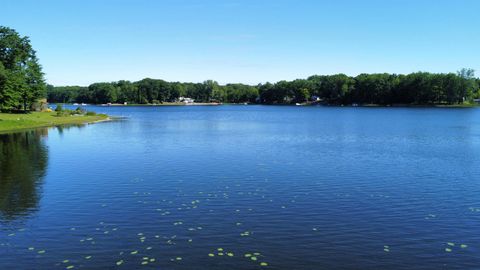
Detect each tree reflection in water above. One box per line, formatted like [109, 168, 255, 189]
[0, 129, 48, 221]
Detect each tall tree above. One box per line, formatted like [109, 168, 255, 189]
[0, 26, 46, 111]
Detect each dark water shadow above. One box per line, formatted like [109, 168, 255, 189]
[0, 129, 49, 222]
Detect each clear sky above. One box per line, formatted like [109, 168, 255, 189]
[3, 0, 479, 86]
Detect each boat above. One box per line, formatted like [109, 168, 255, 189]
[73, 103, 79, 106]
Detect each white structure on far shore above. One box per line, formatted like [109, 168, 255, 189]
[178, 97, 194, 104]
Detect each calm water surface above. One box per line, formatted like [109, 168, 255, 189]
[1, 105, 480, 269]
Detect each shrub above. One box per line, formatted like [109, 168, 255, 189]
[75, 106, 84, 113]
[86, 111, 96, 116]
[55, 104, 63, 112]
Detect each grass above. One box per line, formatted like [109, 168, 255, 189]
[0, 111, 109, 133]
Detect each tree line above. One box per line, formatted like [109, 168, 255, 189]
[0, 26, 46, 111]
[2, 26, 478, 108]
[47, 79, 260, 105]
[48, 70, 479, 105]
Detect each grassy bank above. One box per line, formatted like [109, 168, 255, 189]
[0, 112, 109, 133]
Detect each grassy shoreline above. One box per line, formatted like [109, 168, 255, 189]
[0, 112, 109, 134]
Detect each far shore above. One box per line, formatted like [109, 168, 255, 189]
[0, 112, 110, 134]
[62, 101, 480, 108]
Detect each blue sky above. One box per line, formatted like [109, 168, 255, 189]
[3, 0, 479, 86]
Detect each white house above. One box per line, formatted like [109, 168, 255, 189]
[178, 97, 195, 104]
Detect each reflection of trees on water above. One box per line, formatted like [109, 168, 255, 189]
[0, 129, 48, 221]
[55, 123, 87, 136]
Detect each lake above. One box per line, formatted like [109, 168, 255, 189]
[1, 105, 480, 269]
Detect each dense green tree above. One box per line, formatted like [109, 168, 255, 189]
[89, 83, 117, 104]
[115, 80, 137, 103]
[352, 73, 400, 105]
[46, 70, 478, 106]
[0, 26, 46, 111]
[224, 84, 258, 103]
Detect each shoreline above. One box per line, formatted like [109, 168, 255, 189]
[0, 112, 110, 134]
[61, 102, 480, 108]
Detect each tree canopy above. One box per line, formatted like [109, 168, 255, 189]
[0, 26, 46, 111]
[48, 71, 479, 106]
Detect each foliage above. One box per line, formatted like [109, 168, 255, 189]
[0, 26, 46, 111]
[47, 71, 478, 106]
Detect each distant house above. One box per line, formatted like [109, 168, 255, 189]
[178, 97, 194, 104]
[474, 99, 480, 104]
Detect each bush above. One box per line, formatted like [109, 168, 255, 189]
[55, 104, 63, 112]
[75, 106, 85, 114]
[56, 109, 71, 116]
[86, 111, 96, 116]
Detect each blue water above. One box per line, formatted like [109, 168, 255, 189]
[1, 105, 480, 269]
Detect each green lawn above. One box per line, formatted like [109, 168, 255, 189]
[0, 112, 109, 133]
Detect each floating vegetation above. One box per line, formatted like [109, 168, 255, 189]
[460, 244, 468, 248]
[240, 231, 251, 237]
[260, 262, 269, 266]
[66, 266, 75, 269]
[383, 245, 390, 252]
[447, 242, 455, 246]
[37, 250, 46, 254]
[116, 260, 124, 266]
[445, 248, 452, 252]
